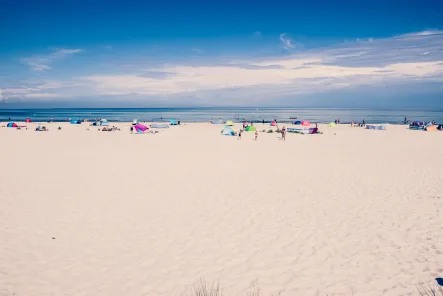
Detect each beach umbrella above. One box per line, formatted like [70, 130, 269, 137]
[225, 120, 234, 126]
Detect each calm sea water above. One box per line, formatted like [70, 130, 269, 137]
[1, 108, 443, 124]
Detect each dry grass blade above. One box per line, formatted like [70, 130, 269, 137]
[247, 280, 260, 296]
[417, 283, 443, 296]
[181, 280, 222, 296]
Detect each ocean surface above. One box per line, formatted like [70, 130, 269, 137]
[1, 108, 443, 124]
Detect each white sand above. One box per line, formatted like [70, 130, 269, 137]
[1, 122, 442, 296]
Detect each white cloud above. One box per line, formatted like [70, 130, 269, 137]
[24, 93, 72, 99]
[22, 58, 53, 71]
[81, 61, 443, 98]
[279, 33, 294, 50]
[54, 48, 83, 55]
[253, 31, 262, 37]
[22, 48, 84, 71]
[398, 30, 442, 38]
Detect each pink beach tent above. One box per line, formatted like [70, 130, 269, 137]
[7, 122, 19, 128]
[134, 124, 148, 132]
[301, 121, 310, 126]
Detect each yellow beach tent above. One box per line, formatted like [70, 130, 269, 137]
[225, 120, 234, 126]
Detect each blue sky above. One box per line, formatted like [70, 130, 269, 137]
[1, 0, 443, 108]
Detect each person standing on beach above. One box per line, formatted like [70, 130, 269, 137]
[238, 129, 242, 140]
[254, 130, 258, 140]
[281, 126, 286, 141]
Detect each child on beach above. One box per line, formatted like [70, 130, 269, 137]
[238, 129, 242, 140]
[281, 126, 286, 141]
[255, 130, 258, 140]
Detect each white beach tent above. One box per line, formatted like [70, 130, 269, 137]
[100, 119, 109, 126]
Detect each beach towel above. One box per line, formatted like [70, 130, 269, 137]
[366, 125, 386, 130]
[150, 124, 169, 129]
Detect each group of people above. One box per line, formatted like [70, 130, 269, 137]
[237, 129, 259, 140]
[351, 119, 366, 127]
[101, 126, 120, 132]
[237, 125, 286, 141]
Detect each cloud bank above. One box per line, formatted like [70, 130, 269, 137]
[2, 31, 443, 106]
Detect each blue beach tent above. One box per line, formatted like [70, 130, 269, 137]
[221, 126, 236, 136]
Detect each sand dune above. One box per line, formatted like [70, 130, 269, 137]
[1, 122, 442, 296]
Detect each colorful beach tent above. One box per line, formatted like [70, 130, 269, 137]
[7, 122, 18, 128]
[328, 122, 336, 127]
[221, 126, 236, 136]
[134, 124, 148, 133]
[225, 120, 234, 126]
[425, 125, 437, 131]
[70, 119, 81, 124]
[25, 118, 32, 123]
[287, 127, 319, 134]
[294, 121, 301, 125]
[270, 121, 277, 126]
[100, 119, 109, 126]
[170, 119, 178, 125]
[301, 121, 310, 126]
[245, 126, 256, 131]
[132, 119, 138, 125]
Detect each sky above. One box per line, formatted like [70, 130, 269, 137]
[1, 0, 443, 108]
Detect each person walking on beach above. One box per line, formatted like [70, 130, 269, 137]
[281, 126, 286, 141]
[254, 130, 258, 141]
[238, 129, 242, 140]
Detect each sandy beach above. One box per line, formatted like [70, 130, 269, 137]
[1, 122, 442, 296]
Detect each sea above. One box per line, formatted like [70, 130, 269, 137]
[1, 108, 443, 124]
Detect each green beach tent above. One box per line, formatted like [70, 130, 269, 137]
[245, 126, 256, 131]
[328, 122, 336, 127]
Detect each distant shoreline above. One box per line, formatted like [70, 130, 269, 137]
[1, 107, 442, 124]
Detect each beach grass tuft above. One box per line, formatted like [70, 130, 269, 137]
[180, 280, 222, 296]
[180, 280, 283, 296]
[180, 280, 443, 296]
[417, 283, 443, 296]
